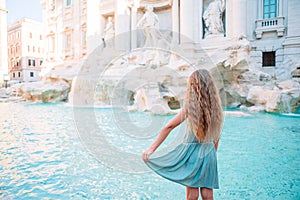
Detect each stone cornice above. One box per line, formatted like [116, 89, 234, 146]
[139, 0, 172, 10]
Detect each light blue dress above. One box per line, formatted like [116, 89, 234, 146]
[145, 129, 219, 189]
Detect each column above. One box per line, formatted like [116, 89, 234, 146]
[225, 0, 233, 38]
[131, 5, 138, 49]
[172, 0, 179, 43]
[180, 0, 195, 43]
[278, 0, 283, 17]
[238, 0, 247, 37]
[286, 0, 300, 37]
[258, 0, 263, 19]
[87, 0, 101, 54]
[0, 0, 8, 84]
[73, 0, 81, 62]
[57, 12, 63, 63]
[226, 0, 247, 38]
[198, 0, 203, 40]
[115, 0, 130, 51]
[41, 0, 47, 64]
[193, 0, 202, 43]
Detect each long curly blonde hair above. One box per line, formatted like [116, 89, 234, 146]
[185, 69, 223, 143]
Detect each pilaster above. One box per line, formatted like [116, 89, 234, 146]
[180, 0, 195, 43]
[115, 0, 130, 51]
[226, 0, 247, 38]
[87, 0, 101, 54]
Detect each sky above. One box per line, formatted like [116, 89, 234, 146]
[6, 0, 43, 25]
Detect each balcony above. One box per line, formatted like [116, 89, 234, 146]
[255, 16, 285, 39]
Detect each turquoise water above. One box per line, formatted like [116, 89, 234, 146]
[0, 103, 299, 199]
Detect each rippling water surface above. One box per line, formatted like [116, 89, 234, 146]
[0, 103, 299, 199]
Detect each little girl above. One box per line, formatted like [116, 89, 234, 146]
[142, 69, 223, 200]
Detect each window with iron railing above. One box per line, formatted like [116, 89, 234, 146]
[28, 59, 36, 67]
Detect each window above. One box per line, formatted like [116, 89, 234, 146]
[13, 73, 15, 78]
[64, 30, 72, 50]
[18, 72, 21, 77]
[48, 35, 55, 52]
[30, 72, 34, 77]
[28, 45, 30, 52]
[17, 32, 20, 39]
[29, 32, 32, 39]
[33, 46, 35, 53]
[81, 23, 87, 47]
[263, 51, 276, 67]
[16, 44, 20, 53]
[49, 0, 55, 11]
[28, 59, 36, 67]
[17, 59, 21, 67]
[38, 47, 40, 53]
[66, 0, 72, 6]
[82, 7, 87, 15]
[40, 60, 43, 66]
[40, 35, 42, 40]
[264, 0, 277, 19]
[81, 30, 87, 46]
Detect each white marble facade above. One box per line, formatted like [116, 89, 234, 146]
[41, 0, 88, 67]
[42, 0, 300, 76]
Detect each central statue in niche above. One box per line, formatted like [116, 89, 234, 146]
[203, 0, 226, 38]
[137, 5, 162, 47]
[135, 5, 171, 67]
[102, 16, 115, 47]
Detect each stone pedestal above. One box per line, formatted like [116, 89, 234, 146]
[200, 35, 231, 51]
[197, 36, 232, 69]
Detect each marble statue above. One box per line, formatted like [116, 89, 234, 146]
[102, 17, 115, 47]
[137, 5, 161, 47]
[203, 0, 225, 37]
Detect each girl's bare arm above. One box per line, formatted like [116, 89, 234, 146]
[142, 108, 187, 162]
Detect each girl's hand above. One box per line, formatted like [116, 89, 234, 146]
[142, 148, 154, 162]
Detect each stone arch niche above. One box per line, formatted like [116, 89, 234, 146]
[202, 0, 226, 39]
